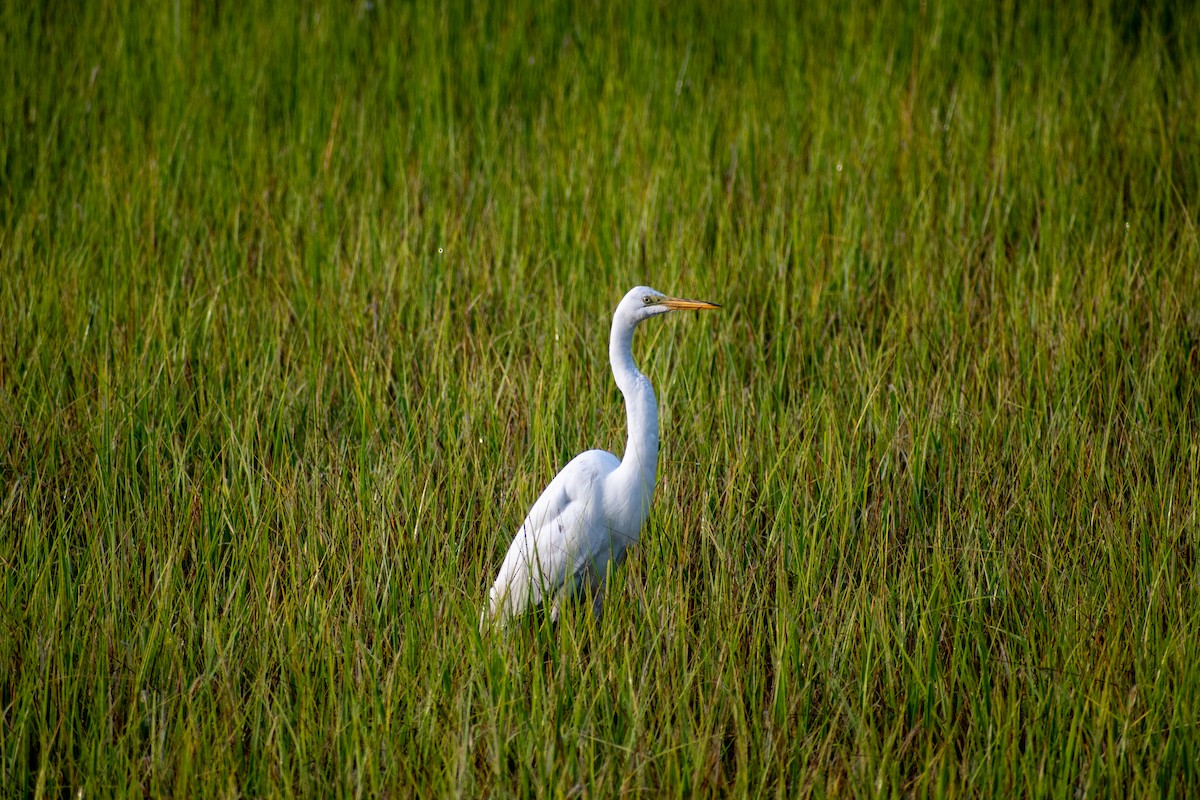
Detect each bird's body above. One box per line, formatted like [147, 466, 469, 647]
[482, 286, 718, 630]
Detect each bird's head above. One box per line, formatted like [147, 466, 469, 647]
[618, 286, 721, 324]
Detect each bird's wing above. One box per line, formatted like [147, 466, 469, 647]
[486, 450, 618, 624]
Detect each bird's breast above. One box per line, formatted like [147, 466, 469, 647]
[602, 479, 653, 537]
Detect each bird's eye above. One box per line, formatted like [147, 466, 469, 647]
[643, 295, 654, 305]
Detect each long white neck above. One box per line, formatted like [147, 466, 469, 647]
[609, 311, 659, 500]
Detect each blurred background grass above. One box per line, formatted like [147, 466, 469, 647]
[2, 0, 1198, 795]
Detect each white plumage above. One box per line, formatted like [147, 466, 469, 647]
[481, 286, 719, 630]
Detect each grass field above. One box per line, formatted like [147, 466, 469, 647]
[3, 0, 1199, 796]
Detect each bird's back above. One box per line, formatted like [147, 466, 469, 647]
[484, 449, 623, 626]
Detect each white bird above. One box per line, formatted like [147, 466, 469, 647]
[481, 286, 719, 631]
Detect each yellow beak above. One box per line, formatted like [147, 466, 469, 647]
[659, 296, 721, 311]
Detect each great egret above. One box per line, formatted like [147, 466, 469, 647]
[481, 286, 719, 631]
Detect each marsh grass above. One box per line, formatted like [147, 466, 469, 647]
[2, 0, 1199, 796]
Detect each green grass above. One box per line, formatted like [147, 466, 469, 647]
[3, 0, 1199, 795]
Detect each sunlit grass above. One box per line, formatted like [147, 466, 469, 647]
[2, 0, 1198, 796]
